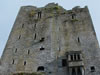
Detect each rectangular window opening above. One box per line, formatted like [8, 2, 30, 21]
[62, 59, 67, 67]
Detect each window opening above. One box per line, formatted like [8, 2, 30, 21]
[12, 59, 15, 64]
[77, 54, 80, 60]
[22, 24, 24, 28]
[72, 14, 76, 19]
[72, 68, 76, 75]
[91, 66, 95, 72]
[24, 61, 26, 66]
[18, 35, 21, 39]
[71, 55, 74, 61]
[40, 37, 45, 42]
[74, 54, 77, 60]
[62, 59, 67, 67]
[37, 66, 44, 71]
[77, 67, 82, 75]
[78, 37, 80, 43]
[15, 48, 17, 53]
[28, 50, 30, 54]
[38, 11, 42, 18]
[34, 33, 36, 40]
[40, 47, 45, 50]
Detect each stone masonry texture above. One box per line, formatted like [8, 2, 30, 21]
[0, 3, 100, 75]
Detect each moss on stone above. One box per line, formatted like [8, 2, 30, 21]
[29, 10, 35, 17]
[13, 72, 45, 75]
[71, 19, 79, 22]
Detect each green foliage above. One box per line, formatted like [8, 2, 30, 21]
[53, 6, 60, 10]
[29, 10, 35, 17]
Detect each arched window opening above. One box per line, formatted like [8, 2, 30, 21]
[37, 66, 44, 71]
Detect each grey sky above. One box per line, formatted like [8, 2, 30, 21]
[0, 0, 100, 57]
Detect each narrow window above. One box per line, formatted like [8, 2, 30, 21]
[22, 24, 24, 28]
[24, 61, 26, 66]
[12, 59, 15, 64]
[18, 35, 21, 39]
[78, 37, 80, 43]
[34, 33, 36, 40]
[72, 14, 76, 19]
[71, 55, 73, 61]
[72, 68, 76, 75]
[74, 54, 77, 60]
[77, 67, 82, 75]
[90, 66, 95, 72]
[40, 47, 45, 50]
[62, 59, 67, 67]
[37, 66, 44, 71]
[38, 11, 42, 18]
[28, 50, 30, 54]
[40, 37, 45, 42]
[77, 54, 80, 60]
[34, 24, 36, 28]
[15, 48, 17, 53]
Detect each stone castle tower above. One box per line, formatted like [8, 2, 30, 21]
[0, 3, 100, 75]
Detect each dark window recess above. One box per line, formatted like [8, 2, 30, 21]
[22, 24, 24, 28]
[72, 14, 76, 19]
[28, 50, 30, 54]
[74, 54, 77, 60]
[12, 60, 15, 64]
[62, 59, 67, 67]
[71, 55, 73, 61]
[34, 24, 36, 29]
[91, 66, 95, 72]
[38, 11, 42, 18]
[72, 68, 76, 75]
[18, 35, 21, 39]
[34, 34, 36, 40]
[78, 37, 80, 43]
[24, 61, 26, 66]
[40, 47, 45, 50]
[77, 54, 81, 60]
[77, 67, 82, 75]
[40, 37, 45, 42]
[49, 72, 52, 74]
[15, 48, 17, 53]
[37, 66, 44, 71]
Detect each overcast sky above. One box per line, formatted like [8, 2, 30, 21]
[0, 0, 100, 57]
